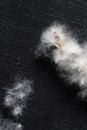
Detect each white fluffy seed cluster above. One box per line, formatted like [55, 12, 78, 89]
[4, 79, 32, 117]
[0, 116, 22, 130]
[38, 22, 87, 99]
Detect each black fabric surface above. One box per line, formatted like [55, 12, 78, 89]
[0, 0, 87, 130]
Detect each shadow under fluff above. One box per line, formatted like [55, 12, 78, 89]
[36, 55, 80, 100]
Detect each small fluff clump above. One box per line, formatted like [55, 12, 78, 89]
[37, 22, 87, 100]
[4, 79, 33, 117]
[0, 116, 22, 130]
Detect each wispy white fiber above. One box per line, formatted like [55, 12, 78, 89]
[4, 79, 33, 117]
[0, 116, 22, 130]
[38, 22, 87, 100]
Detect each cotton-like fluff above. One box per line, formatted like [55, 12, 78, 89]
[37, 22, 87, 100]
[0, 116, 22, 130]
[4, 79, 33, 117]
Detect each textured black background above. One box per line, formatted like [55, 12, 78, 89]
[0, 0, 87, 130]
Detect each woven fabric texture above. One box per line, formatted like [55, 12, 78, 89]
[0, 0, 87, 130]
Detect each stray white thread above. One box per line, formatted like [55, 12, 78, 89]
[0, 116, 22, 130]
[4, 79, 33, 117]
